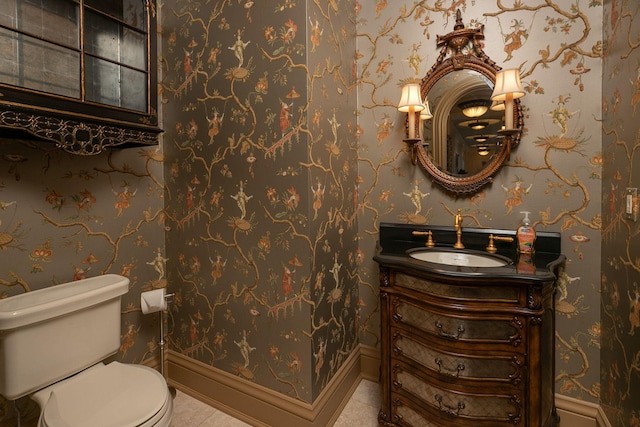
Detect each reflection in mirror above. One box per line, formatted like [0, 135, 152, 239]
[422, 69, 504, 176]
[409, 9, 524, 195]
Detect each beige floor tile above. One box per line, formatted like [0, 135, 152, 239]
[170, 390, 218, 426]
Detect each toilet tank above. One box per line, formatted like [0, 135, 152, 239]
[0, 274, 129, 400]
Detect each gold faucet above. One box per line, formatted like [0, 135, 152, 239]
[412, 230, 435, 247]
[453, 209, 464, 249]
[486, 234, 514, 253]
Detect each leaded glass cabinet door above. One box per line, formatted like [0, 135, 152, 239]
[0, 0, 160, 154]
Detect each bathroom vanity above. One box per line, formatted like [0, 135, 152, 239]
[375, 223, 564, 427]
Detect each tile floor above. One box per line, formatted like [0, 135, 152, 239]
[170, 379, 381, 427]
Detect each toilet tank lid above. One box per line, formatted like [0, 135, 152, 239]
[0, 274, 129, 331]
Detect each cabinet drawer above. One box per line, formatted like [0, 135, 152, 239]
[395, 272, 521, 304]
[393, 297, 524, 348]
[392, 366, 523, 426]
[392, 329, 524, 385]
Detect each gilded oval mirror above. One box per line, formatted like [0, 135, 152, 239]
[411, 10, 524, 195]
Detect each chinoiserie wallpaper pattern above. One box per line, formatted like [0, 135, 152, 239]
[1, 0, 639, 425]
[160, 0, 358, 403]
[601, 0, 640, 425]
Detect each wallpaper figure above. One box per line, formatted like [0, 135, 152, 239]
[206, 109, 224, 144]
[229, 30, 250, 68]
[403, 184, 429, 215]
[503, 19, 528, 61]
[231, 181, 252, 219]
[330, 253, 342, 287]
[628, 285, 640, 336]
[282, 265, 295, 298]
[235, 330, 256, 367]
[279, 100, 293, 135]
[407, 43, 423, 76]
[147, 248, 169, 280]
[312, 181, 325, 220]
[113, 184, 137, 216]
[314, 337, 327, 380]
[631, 67, 640, 115]
[309, 17, 323, 52]
[328, 112, 340, 145]
[550, 95, 577, 135]
[209, 254, 226, 284]
[119, 323, 140, 358]
[375, 115, 393, 146]
[501, 179, 532, 214]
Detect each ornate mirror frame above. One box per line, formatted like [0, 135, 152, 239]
[413, 10, 524, 195]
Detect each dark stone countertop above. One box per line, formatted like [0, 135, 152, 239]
[374, 222, 565, 283]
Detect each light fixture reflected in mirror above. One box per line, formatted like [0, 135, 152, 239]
[459, 99, 490, 118]
[490, 100, 505, 111]
[469, 120, 488, 130]
[420, 100, 432, 121]
[491, 68, 525, 130]
[477, 146, 490, 156]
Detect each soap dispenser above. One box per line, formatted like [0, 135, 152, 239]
[517, 211, 536, 254]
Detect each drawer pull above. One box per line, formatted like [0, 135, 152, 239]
[435, 321, 465, 339]
[435, 394, 465, 416]
[435, 358, 465, 377]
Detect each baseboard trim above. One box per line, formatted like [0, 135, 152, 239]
[168, 345, 612, 427]
[555, 393, 611, 427]
[167, 344, 362, 427]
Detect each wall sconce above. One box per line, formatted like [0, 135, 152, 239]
[398, 82, 425, 164]
[490, 100, 505, 111]
[491, 68, 525, 131]
[420, 100, 432, 121]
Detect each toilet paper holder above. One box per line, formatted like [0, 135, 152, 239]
[140, 288, 175, 379]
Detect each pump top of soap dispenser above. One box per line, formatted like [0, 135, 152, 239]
[520, 211, 531, 226]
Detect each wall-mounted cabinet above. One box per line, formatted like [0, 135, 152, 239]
[0, 0, 160, 154]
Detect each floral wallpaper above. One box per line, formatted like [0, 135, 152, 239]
[601, 0, 640, 426]
[356, 0, 604, 407]
[0, 141, 166, 422]
[2, 0, 639, 425]
[160, 0, 358, 403]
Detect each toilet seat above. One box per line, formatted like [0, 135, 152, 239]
[32, 362, 172, 427]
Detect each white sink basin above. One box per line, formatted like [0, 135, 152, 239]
[408, 249, 510, 267]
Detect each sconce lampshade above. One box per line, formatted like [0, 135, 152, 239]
[491, 69, 525, 101]
[420, 100, 432, 120]
[490, 100, 505, 111]
[397, 83, 425, 112]
[398, 83, 424, 140]
[491, 69, 524, 130]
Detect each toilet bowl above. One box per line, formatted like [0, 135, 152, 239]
[0, 274, 173, 426]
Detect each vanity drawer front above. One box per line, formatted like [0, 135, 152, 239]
[395, 272, 521, 305]
[392, 363, 523, 426]
[392, 296, 525, 349]
[391, 328, 524, 385]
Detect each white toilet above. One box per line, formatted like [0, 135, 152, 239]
[0, 274, 173, 426]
